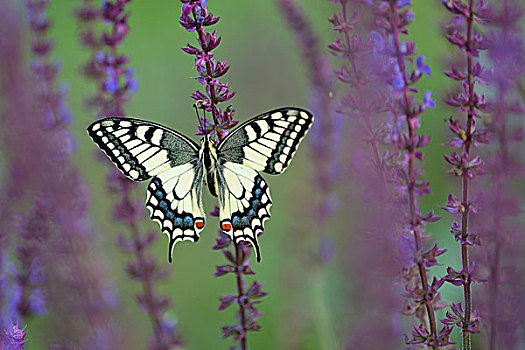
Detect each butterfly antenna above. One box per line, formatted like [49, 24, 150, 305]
[193, 101, 207, 136]
[193, 102, 204, 135]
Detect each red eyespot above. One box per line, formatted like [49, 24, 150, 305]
[221, 222, 232, 231]
[195, 219, 204, 229]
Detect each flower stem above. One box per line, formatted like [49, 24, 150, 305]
[460, 1, 475, 348]
[234, 244, 248, 350]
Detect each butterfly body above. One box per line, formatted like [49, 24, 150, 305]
[87, 107, 313, 262]
[201, 135, 220, 197]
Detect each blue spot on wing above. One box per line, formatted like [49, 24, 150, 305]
[156, 190, 164, 199]
[159, 201, 168, 209]
[175, 217, 182, 226]
[255, 189, 262, 198]
[167, 211, 175, 219]
[184, 216, 193, 226]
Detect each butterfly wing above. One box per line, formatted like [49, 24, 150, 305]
[87, 117, 205, 262]
[216, 161, 272, 262]
[146, 160, 205, 262]
[87, 117, 200, 180]
[217, 107, 314, 175]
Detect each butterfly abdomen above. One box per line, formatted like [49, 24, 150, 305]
[201, 135, 219, 197]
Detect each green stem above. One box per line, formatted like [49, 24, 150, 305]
[461, 0, 476, 348]
[310, 267, 338, 350]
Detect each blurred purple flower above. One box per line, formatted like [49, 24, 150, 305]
[470, 0, 525, 348]
[103, 67, 119, 93]
[75, 0, 182, 347]
[422, 91, 435, 110]
[276, 0, 344, 347]
[10, 201, 49, 319]
[1, 323, 26, 350]
[278, 0, 338, 255]
[95, 0, 137, 116]
[416, 55, 431, 76]
[364, 0, 444, 347]
[0, 0, 128, 347]
[323, 0, 418, 348]
[392, 68, 405, 90]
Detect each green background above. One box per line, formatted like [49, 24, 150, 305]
[6, 0, 504, 348]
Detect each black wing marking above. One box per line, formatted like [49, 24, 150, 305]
[87, 117, 199, 181]
[217, 107, 314, 175]
[146, 160, 206, 262]
[216, 161, 272, 262]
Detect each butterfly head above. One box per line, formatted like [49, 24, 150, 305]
[200, 134, 216, 147]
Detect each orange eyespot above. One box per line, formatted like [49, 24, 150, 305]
[195, 219, 204, 229]
[221, 222, 232, 232]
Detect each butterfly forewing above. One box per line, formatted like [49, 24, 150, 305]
[218, 107, 314, 175]
[216, 161, 272, 262]
[87, 117, 199, 181]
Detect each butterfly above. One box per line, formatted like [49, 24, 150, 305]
[87, 107, 313, 262]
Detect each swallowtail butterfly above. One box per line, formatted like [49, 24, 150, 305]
[87, 107, 313, 262]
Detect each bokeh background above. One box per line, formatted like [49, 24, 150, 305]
[1, 0, 523, 349]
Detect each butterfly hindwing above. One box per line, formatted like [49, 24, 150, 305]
[87, 117, 199, 181]
[216, 161, 272, 262]
[218, 107, 314, 175]
[146, 160, 205, 262]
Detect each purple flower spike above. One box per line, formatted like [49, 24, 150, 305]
[441, 0, 491, 347]
[324, 0, 445, 347]
[179, 2, 265, 349]
[468, 1, 525, 347]
[75, 0, 182, 347]
[357, 0, 445, 347]
[180, 1, 235, 136]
